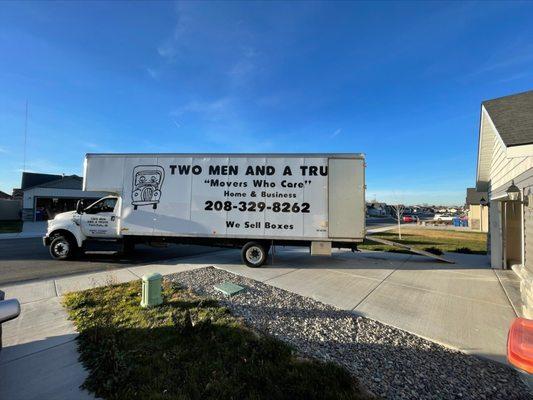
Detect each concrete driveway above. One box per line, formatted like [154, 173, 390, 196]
[0, 247, 519, 399]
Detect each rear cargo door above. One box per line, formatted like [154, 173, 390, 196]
[328, 158, 365, 239]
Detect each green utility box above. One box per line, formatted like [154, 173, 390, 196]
[140, 272, 163, 308]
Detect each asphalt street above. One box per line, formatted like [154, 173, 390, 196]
[0, 238, 218, 286]
[0, 217, 418, 286]
[365, 217, 397, 229]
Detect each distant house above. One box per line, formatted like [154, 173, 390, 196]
[475, 90, 533, 318]
[0, 190, 19, 220]
[11, 188, 23, 200]
[20, 172, 107, 221]
[366, 202, 387, 217]
[465, 187, 488, 232]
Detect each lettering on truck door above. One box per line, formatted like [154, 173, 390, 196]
[80, 197, 119, 237]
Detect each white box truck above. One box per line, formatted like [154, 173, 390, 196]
[43, 153, 365, 267]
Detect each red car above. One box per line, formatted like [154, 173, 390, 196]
[402, 215, 417, 223]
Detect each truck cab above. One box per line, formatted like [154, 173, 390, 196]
[43, 196, 121, 259]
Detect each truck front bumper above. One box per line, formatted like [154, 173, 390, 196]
[43, 235, 51, 246]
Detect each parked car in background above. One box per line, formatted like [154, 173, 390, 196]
[433, 213, 454, 222]
[402, 215, 417, 223]
[0, 290, 21, 351]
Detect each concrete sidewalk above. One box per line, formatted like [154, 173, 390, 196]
[0, 248, 519, 399]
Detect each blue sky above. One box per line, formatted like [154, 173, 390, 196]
[1, 1, 533, 205]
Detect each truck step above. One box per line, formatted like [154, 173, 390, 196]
[83, 239, 122, 252]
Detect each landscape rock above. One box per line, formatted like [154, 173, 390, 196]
[168, 267, 531, 400]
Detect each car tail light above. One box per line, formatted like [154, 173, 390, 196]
[508, 318, 533, 374]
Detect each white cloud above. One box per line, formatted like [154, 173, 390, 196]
[13, 157, 79, 176]
[330, 128, 342, 138]
[156, 2, 192, 62]
[171, 97, 233, 123]
[464, 40, 533, 81]
[495, 71, 531, 84]
[228, 46, 260, 87]
[146, 67, 159, 79]
[81, 142, 100, 149]
[170, 97, 274, 153]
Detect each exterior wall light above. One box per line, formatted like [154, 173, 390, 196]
[506, 180, 521, 202]
[479, 197, 488, 207]
[505, 180, 530, 206]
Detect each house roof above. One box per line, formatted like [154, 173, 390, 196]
[23, 175, 83, 191]
[482, 90, 533, 147]
[21, 172, 63, 190]
[465, 188, 487, 205]
[0, 190, 12, 199]
[476, 89, 533, 191]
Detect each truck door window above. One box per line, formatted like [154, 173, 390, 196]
[85, 198, 117, 214]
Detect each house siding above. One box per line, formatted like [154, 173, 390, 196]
[482, 111, 533, 318]
[494, 168, 533, 319]
[468, 204, 488, 232]
[520, 183, 533, 318]
[476, 109, 495, 190]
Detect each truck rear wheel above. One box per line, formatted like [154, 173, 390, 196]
[122, 240, 135, 255]
[241, 242, 268, 268]
[49, 235, 77, 260]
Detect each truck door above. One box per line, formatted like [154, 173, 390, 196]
[80, 197, 119, 238]
[328, 158, 365, 239]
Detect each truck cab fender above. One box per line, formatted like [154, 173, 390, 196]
[48, 226, 85, 248]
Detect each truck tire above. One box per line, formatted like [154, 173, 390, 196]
[122, 240, 135, 255]
[49, 235, 77, 260]
[241, 242, 268, 268]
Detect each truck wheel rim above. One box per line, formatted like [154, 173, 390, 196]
[53, 240, 69, 257]
[246, 247, 263, 264]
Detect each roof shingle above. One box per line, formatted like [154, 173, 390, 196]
[483, 90, 533, 147]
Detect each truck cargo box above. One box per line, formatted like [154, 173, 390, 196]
[83, 153, 366, 242]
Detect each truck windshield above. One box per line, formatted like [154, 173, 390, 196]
[85, 198, 117, 214]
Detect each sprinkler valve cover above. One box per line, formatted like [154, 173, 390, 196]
[141, 272, 163, 308]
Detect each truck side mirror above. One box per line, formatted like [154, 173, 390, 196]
[0, 299, 21, 324]
[76, 200, 84, 214]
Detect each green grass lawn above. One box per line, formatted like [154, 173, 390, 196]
[0, 220, 22, 234]
[64, 281, 370, 400]
[361, 228, 487, 255]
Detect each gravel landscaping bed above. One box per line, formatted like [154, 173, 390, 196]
[168, 267, 531, 400]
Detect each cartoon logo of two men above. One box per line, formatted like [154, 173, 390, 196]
[131, 165, 164, 210]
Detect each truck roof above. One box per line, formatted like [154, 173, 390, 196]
[85, 153, 365, 159]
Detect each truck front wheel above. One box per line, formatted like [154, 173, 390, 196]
[241, 242, 269, 268]
[49, 235, 77, 260]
